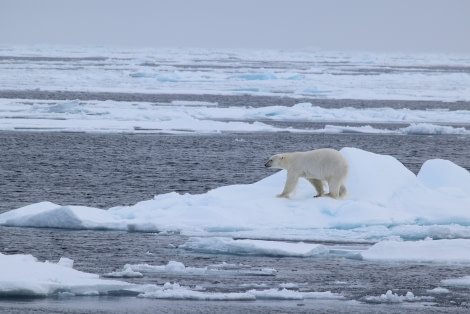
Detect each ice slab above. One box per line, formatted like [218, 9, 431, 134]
[0, 253, 135, 297]
[362, 239, 470, 263]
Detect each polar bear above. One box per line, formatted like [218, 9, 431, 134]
[264, 148, 349, 199]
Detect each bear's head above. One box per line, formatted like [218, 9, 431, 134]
[264, 154, 286, 169]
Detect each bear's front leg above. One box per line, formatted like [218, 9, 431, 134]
[277, 172, 298, 198]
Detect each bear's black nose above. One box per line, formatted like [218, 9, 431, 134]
[265, 161, 271, 167]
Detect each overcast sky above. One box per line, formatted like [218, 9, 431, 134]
[1, 0, 469, 53]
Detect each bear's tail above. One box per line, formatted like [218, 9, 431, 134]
[339, 184, 347, 199]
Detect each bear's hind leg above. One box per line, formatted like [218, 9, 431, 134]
[326, 179, 341, 199]
[339, 184, 347, 198]
[307, 178, 324, 198]
[277, 172, 299, 198]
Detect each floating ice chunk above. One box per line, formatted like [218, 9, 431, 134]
[0, 202, 125, 230]
[400, 123, 470, 135]
[248, 288, 343, 300]
[139, 284, 344, 301]
[121, 260, 275, 276]
[362, 239, 470, 263]
[363, 290, 433, 303]
[279, 283, 299, 289]
[322, 124, 392, 134]
[0, 253, 135, 297]
[103, 266, 144, 278]
[322, 123, 470, 135]
[125, 261, 205, 275]
[57, 257, 74, 268]
[180, 237, 329, 257]
[427, 287, 450, 294]
[442, 276, 470, 287]
[138, 282, 255, 300]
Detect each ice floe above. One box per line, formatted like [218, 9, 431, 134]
[1, 147, 469, 247]
[0, 253, 135, 297]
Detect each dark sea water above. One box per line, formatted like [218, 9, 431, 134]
[1, 95, 470, 313]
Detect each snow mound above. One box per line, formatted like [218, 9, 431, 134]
[418, 159, 470, 195]
[1, 148, 469, 244]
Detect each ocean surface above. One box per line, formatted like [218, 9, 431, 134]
[1, 46, 470, 313]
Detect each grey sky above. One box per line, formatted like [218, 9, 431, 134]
[1, 0, 469, 53]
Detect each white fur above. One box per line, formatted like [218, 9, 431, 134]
[265, 148, 349, 199]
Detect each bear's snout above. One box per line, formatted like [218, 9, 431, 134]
[265, 160, 272, 167]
